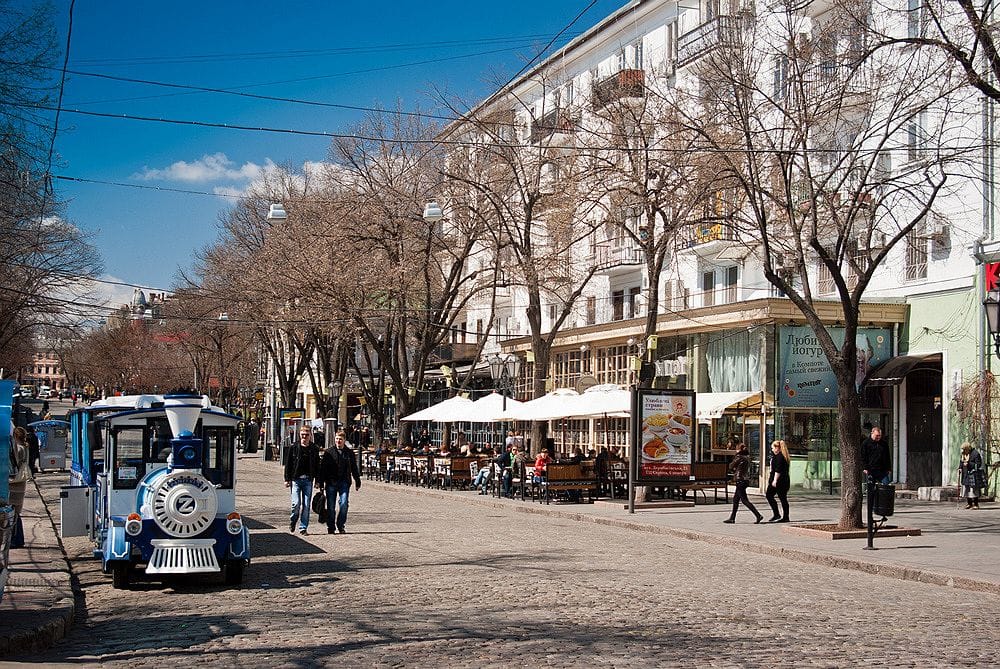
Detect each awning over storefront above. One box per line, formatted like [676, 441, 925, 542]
[864, 353, 942, 387]
[695, 390, 764, 421]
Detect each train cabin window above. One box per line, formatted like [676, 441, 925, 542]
[148, 418, 173, 463]
[111, 427, 146, 488]
[201, 426, 235, 488]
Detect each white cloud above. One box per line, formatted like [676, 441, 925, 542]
[131, 153, 274, 183]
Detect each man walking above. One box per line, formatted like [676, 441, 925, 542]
[284, 426, 320, 535]
[318, 430, 362, 534]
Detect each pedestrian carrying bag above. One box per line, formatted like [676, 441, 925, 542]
[312, 490, 327, 524]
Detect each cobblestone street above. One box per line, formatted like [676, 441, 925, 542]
[24, 455, 1000, 667]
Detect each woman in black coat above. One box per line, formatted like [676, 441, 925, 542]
[958, 442, 985, 509]
[765, 440, 791, 522]
[724, 444, 762, 524]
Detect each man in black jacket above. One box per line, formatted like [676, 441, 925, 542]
[318, 430, 362, 534]
[284, 426, 321, 535]
[861, 426, 892, 484]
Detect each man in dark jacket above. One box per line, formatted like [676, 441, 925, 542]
[861, 426, 892, 484]
[283, 426, 321, 535]
[318, 430, 362, 534]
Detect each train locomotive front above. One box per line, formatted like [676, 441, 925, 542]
[64, 394, 250, 588]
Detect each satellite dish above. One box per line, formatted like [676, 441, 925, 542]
[575, 374, 598, 394]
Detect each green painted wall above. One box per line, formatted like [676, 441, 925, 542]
[899, 284, 980, 481]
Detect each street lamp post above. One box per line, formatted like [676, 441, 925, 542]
[486, 352, 521, 412]
[984, 290, 1000, 356]
[328, 380, 343, 431]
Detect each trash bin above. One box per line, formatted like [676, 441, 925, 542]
[873, 483, 895, 517]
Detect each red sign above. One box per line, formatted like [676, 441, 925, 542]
[986, 262, 1000, 293]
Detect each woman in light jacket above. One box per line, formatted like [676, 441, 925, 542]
[8, 426, 31, 548]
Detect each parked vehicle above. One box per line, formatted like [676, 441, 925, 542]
[61, 393, 249, 588]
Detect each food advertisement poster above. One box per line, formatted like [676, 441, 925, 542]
[633, 389, 695, 483]
[778, 326, 892, 407]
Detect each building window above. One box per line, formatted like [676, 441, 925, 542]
[907, 0, 926, 38]
[618, 47, 627, 71]
[612, 290, 625, 321]
[596, 345, 630, 386]
[553, 350, 583, 388]
[905, 221, 928, 281]
[586, 296, 596, 325]
[773, 54, 788, 99]
[565, 80, 574, 106]
[628, 286, 641, 318]
[817, 261, 835, 295]
[633, 40, 643, 69]
[724, 266, 738, 303]
[907, 113, 927, 163]
[702, 270, 716, 307]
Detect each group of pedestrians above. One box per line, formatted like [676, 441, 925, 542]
[283, 427, 362, 535]
[725, 439, 791, 524]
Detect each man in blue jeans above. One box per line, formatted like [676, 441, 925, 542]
[318, 430, 362, 534]
[283, 426, 321, 535]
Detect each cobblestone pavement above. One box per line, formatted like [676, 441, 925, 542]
[21, 456, 1000, 668]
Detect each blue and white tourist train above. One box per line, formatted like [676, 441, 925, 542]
[62, 393, 249, 588]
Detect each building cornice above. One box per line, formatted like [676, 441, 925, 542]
[501, 297, 909, 353]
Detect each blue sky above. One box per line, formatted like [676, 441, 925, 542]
[45, 0, 627, 306]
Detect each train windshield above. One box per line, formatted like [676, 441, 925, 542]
[109, 419, 235, 489]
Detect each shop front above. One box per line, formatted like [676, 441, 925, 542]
[774, 325, 895, 494]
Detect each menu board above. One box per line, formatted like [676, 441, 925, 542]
[633, 389, 695, 483]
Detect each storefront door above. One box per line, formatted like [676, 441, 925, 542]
[905, 368, 943, 487]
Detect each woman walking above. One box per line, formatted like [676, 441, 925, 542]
[724, 443, 762, 524]
[958, 442, 986, 510]
[765, 439, 791, 523]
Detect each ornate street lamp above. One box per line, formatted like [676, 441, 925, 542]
[985, 290, 1000, 356]
[486, 352, 521, 411]
[328, 380, 342, 430]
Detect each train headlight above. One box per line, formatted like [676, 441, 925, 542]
[125, 513, 143, 536]
[226, 512, 243, 535]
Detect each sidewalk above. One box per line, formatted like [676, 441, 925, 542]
[0, 475, 74, 657]
[360, 474, 1000, 595]
[4, 459, 998, 658]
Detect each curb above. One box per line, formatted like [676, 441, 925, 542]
[365, 479, 1000, 596]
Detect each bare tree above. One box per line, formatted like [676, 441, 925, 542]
[440, 79, 606, 449]
[678, 0, 978, 528]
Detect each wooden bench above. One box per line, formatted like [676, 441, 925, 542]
[676, 462, 730, 505]
[447, 456, 477, 489]
[540, 462, 598, 504]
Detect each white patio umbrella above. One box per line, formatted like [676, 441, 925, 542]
[565, 383, 631, 418]
[399, 395, 473, 422]
[512, 388, 580, 421]
[462, 392, 525, 423]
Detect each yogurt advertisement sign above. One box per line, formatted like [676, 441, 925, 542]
[779, 326, 892, 407]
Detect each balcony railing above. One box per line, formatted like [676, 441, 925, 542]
[592, 69, 645, 110]
[677, 15, 745, 67]
[679, 221, 739, 248]
[594, 244, 645, 271]
[530, 108, 580, 143]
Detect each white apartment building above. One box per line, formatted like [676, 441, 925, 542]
[435, 0, 989, 493]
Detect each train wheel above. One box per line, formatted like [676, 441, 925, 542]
[111, 562, 130, 589]
[223, 560, 244, 586]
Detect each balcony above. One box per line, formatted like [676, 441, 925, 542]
[676, 15, 745, 68]
[592, 69, 645, 110]
[429, 342, 480, 364]
[594, 243, 645, 275]
[530, 108, 580, 144]
[679, 221, 739, 257]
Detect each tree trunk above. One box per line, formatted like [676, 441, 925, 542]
[834, 366, 864, 529]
